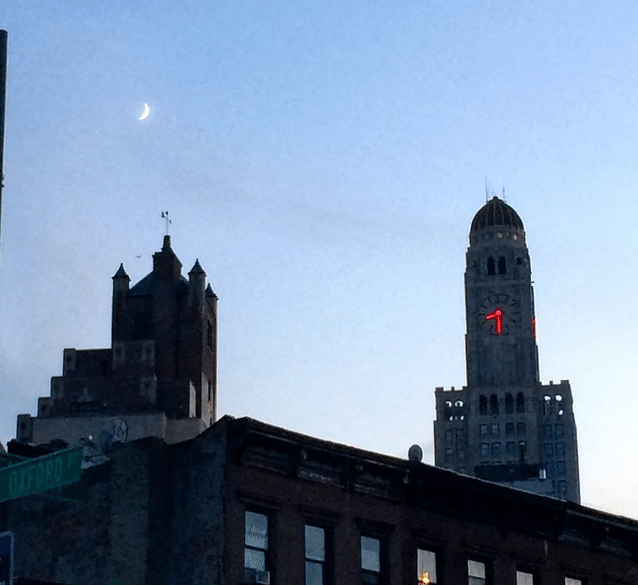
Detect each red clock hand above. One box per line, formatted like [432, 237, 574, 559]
[486, 308, 503, 335]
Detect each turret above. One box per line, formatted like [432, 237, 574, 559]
[188, 259, 206, 303]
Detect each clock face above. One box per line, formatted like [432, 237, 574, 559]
[478, 293, 521, 335]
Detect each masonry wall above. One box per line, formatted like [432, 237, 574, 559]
[0, 437, 169, 585]
[222, 418, 637, 585]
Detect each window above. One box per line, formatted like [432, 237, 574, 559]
[544, 442, 554, 456]
[556, 442, 565, 456]
[480, 443, 490, 456]
[555, 424, 564, 438]
[490, 394, 499, 415]
[445, 430, 454, 444]
[498, 256, 506, 274]
[546, 461, 555, 476]
[543, 424, 553, 438]
[491, 442, 501, 456]
[506, 441, 516, 456]
[565, 579, 582, 585]
[305, 525, 326, 585]
[516, 393, 525, 413]
[557, 480, 567, 497]
[516, 422, 526, 436]
[516, 571, 534, 585]
[556, 461, 566, 475]
[505, 393, 514, 414]
[487, 256, 496, 275]
[480, 424, 489, 436]
[505, 422, 515, 435]
[468, 560, 486, 585]
[479, 395, 488, 415]
[361, 536, 383, 585]
[445, 448, 454, 459]
[245, 511, 269, 575]
[207, 320, 214, 350]
[417, 549, 437, 584]
[490, 423, 499, 436]
[543, 395, 551, 415]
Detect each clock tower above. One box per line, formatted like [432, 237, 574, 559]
[434, 196, 580, 503]
[464, 197, 539, 388]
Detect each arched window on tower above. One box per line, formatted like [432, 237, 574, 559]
[479, 395, 488, 415]
[505, 393, 514, 414]
[498, 256, 506, 274]
[490, 394, 499, 415]
[487, 256, 496, 275]
[543, 395, 552, 416]
[516, 392, 526, 413]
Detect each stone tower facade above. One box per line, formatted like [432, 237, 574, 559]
[17, 236, 218, 447]
[434, 197, 580, 503]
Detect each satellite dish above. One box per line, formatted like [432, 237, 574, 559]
[408, 444, 423, 463]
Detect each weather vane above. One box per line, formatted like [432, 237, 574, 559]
[161, 211, 172, 235]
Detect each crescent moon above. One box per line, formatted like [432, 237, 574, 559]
[139, 103, 151, 121]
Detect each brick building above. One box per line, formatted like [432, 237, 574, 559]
[15, 236, 218, 449]
[1, 417, 636, 584]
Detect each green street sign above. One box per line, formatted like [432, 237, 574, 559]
[0, 447, 82, 503]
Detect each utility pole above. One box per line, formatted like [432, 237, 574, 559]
[0, 30, 7, 259]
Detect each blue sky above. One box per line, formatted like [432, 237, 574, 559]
[1, 1, 637, 519]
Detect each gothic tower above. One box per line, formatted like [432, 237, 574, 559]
[17, 236, 218, 447]
[434, 196, 580, 503]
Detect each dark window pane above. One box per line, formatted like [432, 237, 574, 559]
[516, 393, 525, 413]
[362, 573, 379, 585]
[490, 394, 499, 415]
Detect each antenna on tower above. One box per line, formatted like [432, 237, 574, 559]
[485, 178, 495, 202]
[161, 211, 172, 235]
[502, 186, 506, 202]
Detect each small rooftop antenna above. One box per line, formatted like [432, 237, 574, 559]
[502, 186, 506, 202]
[161, 210, 172, 235]
[485, 178, 495, 202]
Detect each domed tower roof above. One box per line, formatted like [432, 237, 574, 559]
[470, 196, 524, 233]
